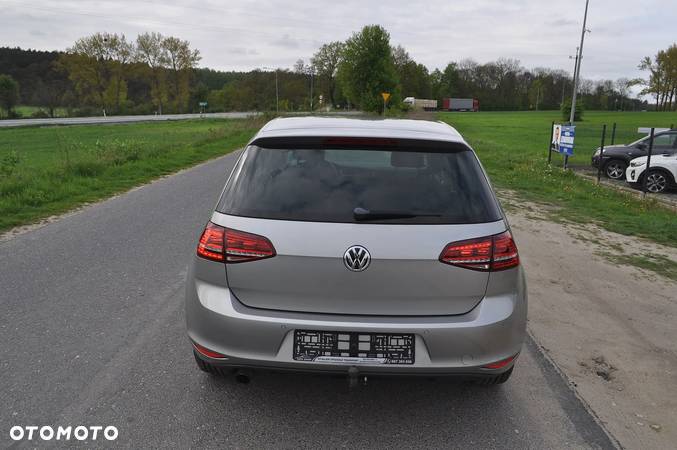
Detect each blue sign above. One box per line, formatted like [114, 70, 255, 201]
[552, 124, 575, 156]
[559, 125, 575, 156]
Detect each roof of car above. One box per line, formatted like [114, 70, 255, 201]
[253, 116, 466, 144]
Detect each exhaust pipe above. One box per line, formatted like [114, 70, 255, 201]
[235, 369, 252, 384]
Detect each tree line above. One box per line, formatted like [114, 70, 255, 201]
[57, 32, 201, 115]
[2, 25, 671, 118]
[0, 32, 201, 118]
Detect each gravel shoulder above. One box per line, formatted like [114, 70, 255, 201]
[503, 193, 677, 450]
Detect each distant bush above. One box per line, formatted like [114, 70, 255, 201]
[561, 98, 585, 122]
[31, 109, 50, 118]
[93, 139, 144, 165]
[54, 138, 149, 180]
[69, 159, 107, 177]
[72, 107, 102, 117]
[0, 150, 20, 177]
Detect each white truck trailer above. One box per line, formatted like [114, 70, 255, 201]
[403, 97, 438, 111]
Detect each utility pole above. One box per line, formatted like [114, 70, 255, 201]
[274, 69, 279, 113]
[569, 0, 590, 124]
[307, 68, 315, 112]
[568, 48, 579, 106]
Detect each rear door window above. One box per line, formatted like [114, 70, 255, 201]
[218, 143, 502, 224]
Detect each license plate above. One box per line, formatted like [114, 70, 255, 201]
[293, 330, 415, 365]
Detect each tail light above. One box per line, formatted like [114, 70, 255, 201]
[197, 222, 276, 263]
[439, 231, 519, 271]
[193, 342, 227, 359]
[482, 354, 518, 370]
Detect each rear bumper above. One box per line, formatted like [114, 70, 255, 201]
[185, 257, 528, 376]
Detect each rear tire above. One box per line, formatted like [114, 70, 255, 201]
[604, 160, 627, 179]
[476, 367, 514, 385]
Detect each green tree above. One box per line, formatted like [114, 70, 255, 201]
[638, 44, 677, 111]
[107, 34, 133, 113]
[135, 32, 169, 114]
[561, 97, 584, 121]
[0, 74, 20, 116]
[57, 32, 132, 113]
[432, 63, 460, 102]
[392, 45, 431, 98]
[337, 25, 399, 112]
[162, 36, 201, 113]
[311, 41, 344, 107]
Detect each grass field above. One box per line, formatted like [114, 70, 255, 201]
[0, 118, 261, 232]
[437, 111, 677, 248]
[2, 110, 676, 252]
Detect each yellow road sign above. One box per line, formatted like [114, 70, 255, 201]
[381, 92, 391, 102]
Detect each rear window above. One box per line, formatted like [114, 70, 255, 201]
[217, 143, 502, 224]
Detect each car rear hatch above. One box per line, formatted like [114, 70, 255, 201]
[213, 137, 506, 316]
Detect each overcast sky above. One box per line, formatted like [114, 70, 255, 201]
[2, 0, 676, 84]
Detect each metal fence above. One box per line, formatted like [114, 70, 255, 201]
[547, 120, 675, 195]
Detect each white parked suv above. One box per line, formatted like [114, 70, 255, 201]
[626, 153, 677, 193]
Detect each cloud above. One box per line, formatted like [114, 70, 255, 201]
[272, 34, 300, 49]
[547, 18, 578, 27]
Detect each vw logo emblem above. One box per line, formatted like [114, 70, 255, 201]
[343, 245, 371, 272]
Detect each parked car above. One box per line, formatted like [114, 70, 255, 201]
[626, 153, 677, 193]
[185, 117, 527, 385]
[591, 130, 677, 179]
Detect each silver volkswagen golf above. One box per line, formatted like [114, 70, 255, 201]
[185, 117, 527, 384]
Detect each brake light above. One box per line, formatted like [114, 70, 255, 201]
[322, 137, 398, 146]
[439, 236, 493, 270]
[197, 222, 225, 262]
[491, 231, 520, 271]
[439, 231, 519, 271]
[193, 342, 227, 359]
[482, 354, 517, 370]
[224, 227, 276, 263]
[196, 222, 276, 263]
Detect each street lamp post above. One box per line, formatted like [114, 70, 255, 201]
[569, 0, 590, 124]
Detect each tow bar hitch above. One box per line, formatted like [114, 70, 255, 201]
[347, 366, 368, 388]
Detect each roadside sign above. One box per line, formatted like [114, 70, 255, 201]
[199, 102, 208, 107]
[381, 92, 391, 102]
[552, 124, 575, 156]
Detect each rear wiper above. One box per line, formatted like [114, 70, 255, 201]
[353, 207, 441, 221]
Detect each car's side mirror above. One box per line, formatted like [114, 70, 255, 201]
[636, 142, 646, 150]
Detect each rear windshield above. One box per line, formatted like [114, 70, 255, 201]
[217, 144, 502, 224]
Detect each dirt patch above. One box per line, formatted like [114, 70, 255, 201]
[506, 193, 677, 449]
[579, 355, 617, 382]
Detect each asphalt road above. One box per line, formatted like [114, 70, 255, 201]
[0, 112, 256, 128]
[0, 151, 617, 449]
